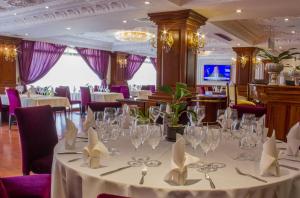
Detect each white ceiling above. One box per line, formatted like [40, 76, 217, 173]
[0, 0, 299, 59]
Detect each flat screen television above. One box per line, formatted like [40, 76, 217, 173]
[203, 65, 231, 81]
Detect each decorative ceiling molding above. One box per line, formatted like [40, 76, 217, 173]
[0, 0, 130, 31]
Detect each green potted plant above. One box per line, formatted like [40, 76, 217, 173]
[257, 48, 300, 85]
[159, 82, 196, 142]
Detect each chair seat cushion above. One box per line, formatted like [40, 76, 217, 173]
[237, 99, 256, 106]
[232, 104, 267, 118]
[1, 174, 51, 198]
[0, 180, 9, 198]
[31, 154, 53, 174]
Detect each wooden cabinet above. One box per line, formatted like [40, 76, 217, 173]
[249, 84, 300, 140]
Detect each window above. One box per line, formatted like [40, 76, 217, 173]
[128, 58, 156, 85]
[30, 48, 101, 91]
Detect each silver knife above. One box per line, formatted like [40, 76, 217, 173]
[57, 151, 83, 154]
[100, 165, 132, 176]
[279, 164, 300, 171]
[68, 158, 82, 162]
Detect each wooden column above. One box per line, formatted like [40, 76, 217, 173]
[148, 9, 207, 90]
[0, 36, 21, 93]
[110, 52, 128, 86]
[232, 47, 258, 97]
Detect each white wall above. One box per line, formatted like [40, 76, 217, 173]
[197, 57, 235, 85]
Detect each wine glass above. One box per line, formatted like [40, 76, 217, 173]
[195, 106, 206, 125]
[187, 106, 197, 126]
[216, 109, 225, 126]
[104, 107, 116, 123]
[147, 123, 162, 150]
[130, 124, 143, 151]
[210, 125, 221, 152]
[185, 125, 202, 150]
[149, 106, 160, 123]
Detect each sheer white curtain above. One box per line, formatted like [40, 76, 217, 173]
[127, 58, 156, 85]
[30, 48, 102, 90]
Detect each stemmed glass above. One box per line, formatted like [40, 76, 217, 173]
[216, 109, 225, 126]
[147, 123, 162, 150]
[185, 125, 202, 150]
[210, 125, 221, 152]
[195, 106, 206, 126]
[149, 106, 161, 123]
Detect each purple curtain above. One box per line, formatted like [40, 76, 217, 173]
[76, 47, 110, 87]
[124, 54, 146, 80]
[18, 40, 66, 85]
[150, 57, 157, 70]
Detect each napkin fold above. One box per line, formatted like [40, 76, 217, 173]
[164, 134, 199, 185]
[83, 107, 96, 132]
[64, 118, 78, 150]
[83, 128, 109, 169]
[286, 122, 300, 156]
[259, 131, 280, 176]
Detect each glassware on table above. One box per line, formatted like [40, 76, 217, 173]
[216, 109, 225, 126]
[187, 106, 197, 126]
[184, 125, 202, 150]
[149, 106, 161, 123]
[210, 125, 221, 152]
[104, 107, 116, 123]
[195, 105, 206, 126]
[147, 123, 162, 150]
[130, 124, 143, 151]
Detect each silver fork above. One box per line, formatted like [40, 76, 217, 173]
[204, 173, 215, 189]
[139, 167, 147, 185]
[235, 168, 267, 183]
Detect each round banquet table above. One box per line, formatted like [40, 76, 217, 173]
[52, 136, 300, 198]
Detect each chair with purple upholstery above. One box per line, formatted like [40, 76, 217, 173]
[15, 105, 58, 175]
[0, 174, 51, 198]
[110, 85, 121, 93]
[53, 87, 67, 118]
[141, 85, 156, 93]
[80, 86, 92, 115]
[120, 85, 130, 99]
[88, 102, 122, 112]
[97, 194, 129, 198]
[94, 85, 100, 92]
[5, 88, 22, 129]
[59, 86, 81, 113]
[232, 104, 267, 118]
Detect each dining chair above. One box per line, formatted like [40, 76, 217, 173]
[0, 174, 51, 198]
[110, 85, 121, 93]
[80, 86, 92, 115]
[87, 102, 122, 112]
[53, 87, 67, 118]
[94, 85, 100, 92]
[97, 194, 129, 198]
[59, 86, 82, 113]
[15, 105, 58, 175]
[226, 83, 255, 106]
[5, 88, 22, 129]
[120, 85, 130, 99]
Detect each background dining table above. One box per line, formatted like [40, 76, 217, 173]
[51, 135, 300, 198]
[71, 92, 124, 103]
[0, 94, 70, 108]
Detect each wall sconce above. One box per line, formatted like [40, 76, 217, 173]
[231, 57, 237, 65]
[188, 32, 206, 54]
[150, 29, 174, 53]
[117, 54, 127, 68]
[240, 55, 248, 68]
[0, 44, 17, 62]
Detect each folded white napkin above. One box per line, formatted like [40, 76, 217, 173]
[164, 134, 199, 185]
[64, 118, 78, 150]
[259, 131, 280, 176]
[83, 107, 95, 132]
[83, 128, 109, 169]
[286, 122, 300, 156]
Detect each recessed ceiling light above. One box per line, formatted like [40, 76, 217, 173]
[144, 1, 151, 5]
[45, 6, 49, 9]
[122, 20, 127, 23]
[13, 13, 17, 16]
[237, 43, 241, 46]
[65, 27, 71, 30]
[25, 33, 29, 36]
[291, 30, 296, 34]
[284, 18, 289, 22]
[236, 9, 242, 14]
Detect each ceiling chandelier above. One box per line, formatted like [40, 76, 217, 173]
[0, 43, 17, 62]
[188, 32, 206, 54]
[150, 29, 174, 53]
[117, 53, 127, 68]
[115, 30, 154, 42]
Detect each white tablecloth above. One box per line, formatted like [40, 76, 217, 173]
[0, 94, 70, 108]
[130, 90, 152, 98]
[71, 92, 124, 102]
[52, 136, 300, 198]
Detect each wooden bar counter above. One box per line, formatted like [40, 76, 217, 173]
[249, 84, 300, 140]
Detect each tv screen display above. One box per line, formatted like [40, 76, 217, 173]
[203, 65, 231, 81]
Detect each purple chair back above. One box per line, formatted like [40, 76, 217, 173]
[15, 105, 58, 175]
[54, 87, 67, 97]
[80, 87, 91, 107]
[0, 180, 8, 198]
[110, 86, 121, 93]
[6, 88, 21, 115]
[120, 85, 130, 99]
[97, 194, 129, 198]
[59, 86, 71, 101]
[232, 105, 266, 118]
[88, 102, 122, 112]
[141, 85, 156, 93]
[94, 85, 100, 92]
